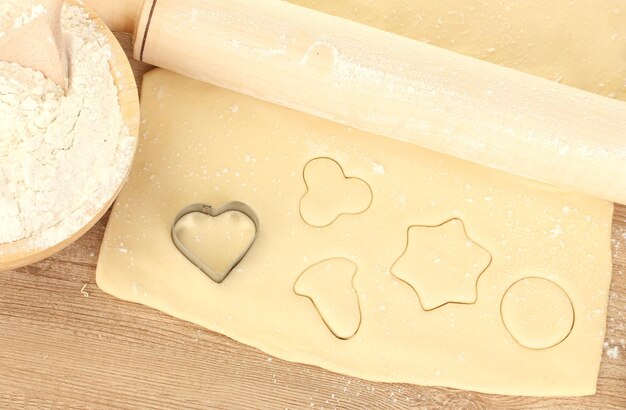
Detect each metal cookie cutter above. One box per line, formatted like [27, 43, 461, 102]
[171, 202, 260, 283]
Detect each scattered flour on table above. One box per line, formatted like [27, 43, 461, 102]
[605, 221, 625, 361]
[80, 283, 89, 298]
[0, 4, 135, 248]
[603, 341, 621, 360]
[606, 345, 620, 359]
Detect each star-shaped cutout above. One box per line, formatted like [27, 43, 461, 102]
[391, 219, 492, 311]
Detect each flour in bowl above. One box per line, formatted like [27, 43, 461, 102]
[0, 4, 136, 247]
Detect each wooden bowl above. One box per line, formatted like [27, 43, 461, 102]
[0, 1, 139, 271]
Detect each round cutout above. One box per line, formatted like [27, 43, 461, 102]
[500, 277, 574, 350]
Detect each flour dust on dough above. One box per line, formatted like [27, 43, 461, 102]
[97, 68, 613, 396]
[96, 0, 621, 396]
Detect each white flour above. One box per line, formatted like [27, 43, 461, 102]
[0, 4, 135, 247]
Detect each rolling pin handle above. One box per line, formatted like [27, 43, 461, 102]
[133, 0, 158, 62]
[81, 0, 144, 34]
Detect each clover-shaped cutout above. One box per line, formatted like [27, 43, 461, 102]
[391, 219, 492, 311]
[299, 158, 372, 227]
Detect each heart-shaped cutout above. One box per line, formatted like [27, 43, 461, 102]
[294, 258, 361, 340]
[172, 202, 259, 283]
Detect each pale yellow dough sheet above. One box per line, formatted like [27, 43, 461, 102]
[97, 0, 623, 396]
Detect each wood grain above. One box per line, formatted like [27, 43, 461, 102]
[1, 33, 624, 410]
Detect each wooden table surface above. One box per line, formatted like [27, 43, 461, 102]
[1, 34, 625, 410]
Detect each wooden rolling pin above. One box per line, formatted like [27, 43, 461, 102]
[84, 0, 626, 204]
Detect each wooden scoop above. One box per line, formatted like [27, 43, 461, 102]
[0, 0, 68, 90]
[85, 0, 626, 205]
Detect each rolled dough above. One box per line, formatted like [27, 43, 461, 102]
[97, 0, 621, 396]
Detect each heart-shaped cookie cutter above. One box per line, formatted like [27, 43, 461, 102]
[171, 202, 260, 283]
